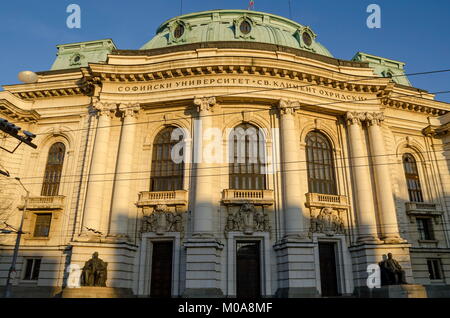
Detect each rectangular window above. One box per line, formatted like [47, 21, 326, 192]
[427, 259, 443, 280]
[33, 214, 52, 238]
[416, 218, 434, 241]
[23, 259, 41, 281]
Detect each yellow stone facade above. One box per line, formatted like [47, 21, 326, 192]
[1, 10, 450, 298]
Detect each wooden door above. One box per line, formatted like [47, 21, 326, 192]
[150, 241, 173, 298]
[318, 242, 339, 297]
[236, 241, 261, 298]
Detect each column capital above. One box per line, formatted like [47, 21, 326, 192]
[194, 96, 216, 113]
[365, 112, 385, 126]
[278, 99, 300, 116]
[345, 111, 365, 126]
[119, 102, 140, 118]
[93, 99, 116, 118]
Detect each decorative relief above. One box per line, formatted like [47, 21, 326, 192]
[345, 111, 365, 126]
[225, 203, 271, 234]
[233, 16, 255, 40]
[278, 99, 300, 115]
[365, 112, 385, 126]
[92, 99, 117, 118]
[119, 102, 140, 118]
[309, 207, 346, 236]
[141, 204, 183, 235]
[345, 111, 385, 126]
[194, 96, 216, 113]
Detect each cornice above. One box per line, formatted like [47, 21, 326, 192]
[0, 95, 40, 122]
[423, 122, 450, 137]
[3, 79, 90, 101]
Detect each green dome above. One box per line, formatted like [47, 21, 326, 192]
[141, 10, 333, 57]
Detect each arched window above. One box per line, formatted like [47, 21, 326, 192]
[305, 131, 337, 195]
[229, 123, 266, 190]
[150, 126, 184, 191]
[402, 153, 424, 202]
[41, 142, 66, 196]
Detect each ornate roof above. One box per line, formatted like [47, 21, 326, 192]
[140, 9, 333, 57]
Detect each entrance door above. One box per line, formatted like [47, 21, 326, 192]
[236, 241, 261, 298]
[318, 242, 339, 297]
[150, 241, 173, 298]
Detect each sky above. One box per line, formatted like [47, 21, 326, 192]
[0, 0, 449, 102]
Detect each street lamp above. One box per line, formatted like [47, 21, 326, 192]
[3, 177, 29, 298]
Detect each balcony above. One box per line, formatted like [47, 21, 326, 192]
[137, 190, 188, 207]
[222, 189, 274, 206]
[305, 193, 349, 209]
[405, 202, 443, 217]
[19, 196, 66, 210]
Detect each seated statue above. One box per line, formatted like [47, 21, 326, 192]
[379, 253, 407, 285]
[81, 252, 108, 287]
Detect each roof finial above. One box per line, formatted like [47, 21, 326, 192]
[248, 0, 255, 11]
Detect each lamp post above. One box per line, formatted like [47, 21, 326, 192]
[3, 177, 29, 298]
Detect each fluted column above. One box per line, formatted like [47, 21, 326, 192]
[366, 112, 403, 243]
[109, 103, 140, 237]
[83, 100, 116, 234]
[278, 100, 305, 239]
[345, 112, 380, 243]
[192, 96, 216, 237]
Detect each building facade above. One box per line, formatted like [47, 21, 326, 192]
[1, 10, 450, 298]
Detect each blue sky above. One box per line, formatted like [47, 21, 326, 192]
[0, 0, 449, 102]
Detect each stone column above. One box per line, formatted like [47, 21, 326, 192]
[366, 112, 403, 243]
[278, 100, 305, 238]
[345, 112, 380, 243]
[183, 96, 224, 298]
[109, 103, 140, 238]
[82, 100, 116, 234]
[192, 96, 216, 237]
[274, 100, 318, 298]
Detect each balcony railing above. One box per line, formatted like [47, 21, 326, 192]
[137, 190, 188, 207]
[222, 189, 274, 205]
[405, 202, 443, 217]
[19, 196, 66, 210]
[305, 193, 349, 209]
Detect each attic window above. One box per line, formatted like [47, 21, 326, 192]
[174, 24, 185, 39]
[386, 72, 393, 78]
[73, 55, 81, 63]
[240, 21, 252, 34]
[302, 32, 312, 46]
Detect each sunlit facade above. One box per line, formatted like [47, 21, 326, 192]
[1, 10, 450, 298]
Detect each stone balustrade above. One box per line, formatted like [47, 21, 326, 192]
[136, 190, 188, 207]
[19, 196, 66, 210]
[405, 202, 443, 217]
[222, 189, 274, 206]
[305, 193, 349, 209]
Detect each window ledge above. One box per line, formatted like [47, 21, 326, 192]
[19, 280, 38, 285]
[25, 237, 51, 241]
[19, 196, 66, 211]
[137, 190, 188, 207]
[418, 240, 438, 244]
[405, 202, 443, 216]
[305, 193, 349, 209]
[222, 189, 274, 206]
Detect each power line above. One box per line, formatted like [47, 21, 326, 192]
[1, 68, 450, 141]
[7, 156, 450, 187]
[5, 147, 449, 182]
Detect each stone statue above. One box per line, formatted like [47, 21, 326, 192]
[81, 252, 108, 287]
[379, 253, 407, 285]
